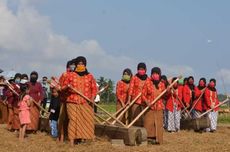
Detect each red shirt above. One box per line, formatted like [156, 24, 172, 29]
[142, 81, 165, 110]
[166, 88, 182, 112]
[204, 88, 219, 111]
[116, 80, 130, 104]
[28, 82, 44, 103]
[62, 72, 97, 104]
[5, 83, 20, 106]
[193, 87, 206, 112]
[183, 84, 193, 106]
[59, 71, 71, 103]
[128, 76, 149, 104]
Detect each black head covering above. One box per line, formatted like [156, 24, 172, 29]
[208, 78, 216, 91]
[66, 60, 72, 69]
[172, 77, 178, 88]
[14, 73, 21, 80]
[187, 76, 195, 90]
[123, 68, 132, 76]
[21, 73, 28, 80]
[151, 67, 161, 75]
[19, 83, 29, 100]
[198, 77, 206, 90]
[136, 62, 147, 80]
[30, 71, 38, 85]
[183, 77, 188, 86]
[75, 56, 87, 66]
[74, 56, 89, 76]
[210, 78, 216, 84]
[161, 75, 169, 87]
[122, 68, 132, 83]
[137, 62, 146, 70]
[151, 67, 161, 89]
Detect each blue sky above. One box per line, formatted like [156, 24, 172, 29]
[1, 0, 230, 93]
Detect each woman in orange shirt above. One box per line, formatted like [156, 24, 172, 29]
[62, 56, 97, 146]
[204, 79, 219, 132]
[142, 67, 165, 144]
[116, 68, 132, 123]
[128, 63, 149, 127]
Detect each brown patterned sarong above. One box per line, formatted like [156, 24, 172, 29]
[67, 103, 94, 140]
[131, 103, 144, 127]
[27, 105, 40, 131]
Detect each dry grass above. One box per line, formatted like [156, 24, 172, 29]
[0, 124, 230, 152]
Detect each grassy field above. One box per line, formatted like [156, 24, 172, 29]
[99, 102, 230, 124]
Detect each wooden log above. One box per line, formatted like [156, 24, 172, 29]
[180, 118, 193, 130]
[192, 117, 210, 131]
[95, 124, 147, 146]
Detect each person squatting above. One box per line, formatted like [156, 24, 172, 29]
[0, 56, 221, 146]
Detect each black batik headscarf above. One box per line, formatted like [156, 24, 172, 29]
[30, 71, 38, 85]
[151, 67, 161, 89]
[74, 56, 89, 76]
[136, 62, 147, 80]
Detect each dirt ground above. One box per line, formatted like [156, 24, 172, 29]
[0, 124, 230, 152]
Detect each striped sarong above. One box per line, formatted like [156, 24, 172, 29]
[67, 103, 94, 140]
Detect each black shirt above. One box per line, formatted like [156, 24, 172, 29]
[48, 96, 60, 121]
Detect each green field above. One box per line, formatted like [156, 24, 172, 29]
[98, 102, 230, 124]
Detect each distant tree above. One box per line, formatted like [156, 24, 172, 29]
[218, 94, 227, 102]
[97, 77, 116, 103]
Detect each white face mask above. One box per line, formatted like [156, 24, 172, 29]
[69, 65, 76, 71]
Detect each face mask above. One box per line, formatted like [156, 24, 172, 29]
[15, 78, 21, 84]
[30, 77, 37, 83]
[188, 79, 194, 85]
[122, 75, 131, 81]
[209, 81, 215, 88]
[76, 65, 86, 72]
[42, 81, 47, 85]
[138, 69, 146, 76]
[173, 83, 178, 88]
[199, 81, 205, 87]
[151, 73, 160, 81]
[69, 65, 76, 72]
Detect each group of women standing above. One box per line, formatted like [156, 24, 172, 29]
[116, 62, 220, 144]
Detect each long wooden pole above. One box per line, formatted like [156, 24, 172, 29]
[172, 88, 192, 119]
[68, 85, 126, 127]
[198, 97, 230, 118]
[111, 93, 141, 125]
[189, 87, 207, 114]
[5, 81, 50, 114]
[102, 105, 126, 124]
[127, 76, 182, 128]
